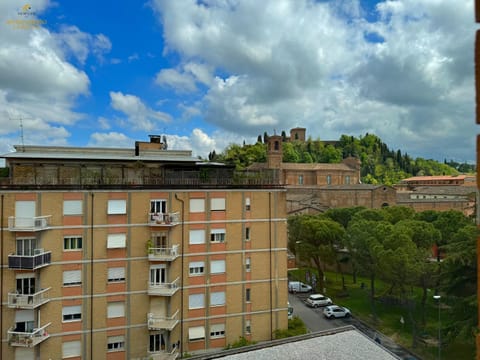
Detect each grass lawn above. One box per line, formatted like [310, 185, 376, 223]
[289, 268, 475, 360]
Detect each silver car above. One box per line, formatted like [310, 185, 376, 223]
[305, 294, 332, 308]
[323, 305, 351, 319]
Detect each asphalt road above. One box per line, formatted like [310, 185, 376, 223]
[288, 291, 420, 360]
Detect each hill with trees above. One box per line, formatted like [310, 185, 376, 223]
[208, 133, 475, 185]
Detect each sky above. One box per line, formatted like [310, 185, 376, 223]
[0, 0, 477, 164]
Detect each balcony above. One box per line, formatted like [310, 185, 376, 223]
[149, 348, 179, 360]
[8, 288, 51, 309]
[149, 212, 180, 227]
[147, 310, 180, 331]
[148, 277, 180, 296]
[148, 245, 180, 261]
[8, 322, 51, 347]
[8, 250, 52, 270]
[8, 216, 51, 232]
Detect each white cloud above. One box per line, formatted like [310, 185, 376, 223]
[151, 0, 476, 162]
[88, 132, 132, 147]
[155, 68, 197, 92]
[110, 91, 172, 131]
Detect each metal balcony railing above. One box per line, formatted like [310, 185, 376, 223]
[148, 244, 180, 261]
[8, 216, 51, 231]
[8, 322, 51, 347]
[149, 212, 180, 226]
[8, 250, 52, 270]
[8, 287, 51, 309]
[147, 277, 180, 296]
[147, 310, 180, 331]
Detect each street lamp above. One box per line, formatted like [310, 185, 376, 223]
[433, 294, 441, 360]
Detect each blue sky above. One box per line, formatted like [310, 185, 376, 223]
[0, 0, 477, 164]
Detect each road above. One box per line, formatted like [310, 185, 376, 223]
[288, 292, 420, 360]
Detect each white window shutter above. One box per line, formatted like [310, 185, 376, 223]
[189, 293, 204, 309]
[211, 260, 226, 274]
[211, 198, 225, 211]
[63, 270, 81, 285]
[107, 302, 125, 318]
[189, 326, 205, 341]
[107, 234, 126, 248]
[62, 341, 81, 357]
[189, 198, 205, 213]
[210, 291, 225, 306]
[108, 200, 126, 214]
[189, 230, 205, 244]
[108, 267, 125, 280]
[63, 200, 82, 215]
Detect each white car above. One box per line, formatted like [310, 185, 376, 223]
[323, 305, 351, 319]
[305, 294, 332, 308]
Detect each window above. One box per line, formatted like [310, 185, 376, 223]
[326, 175, 332, 185]
[245, 257, 251, 272]
[298, 175, 304, 185]
[210, 324, 225, 338]
[16, 238, 37, 256]
[150, 199, 167, 215]
[189, 293, 205, 309]
[246, 288, 251, 302]
[62, 305, 81, 322]
[245, 320, 251, 334]
[107, 233, 126, 249]
[189, 326, 205, 341]
[189, 229, 205, 245]
[190, 198, 205, 213]
[16, 276, 35, 295]
[108, 199, 126, 215]
[189, 261, 205, 276]
[210, 260, 226, 274]
[63, 270, 81, 286]
[245, 197, 251, 211]
[63, 200, 82, 215]
[62, 340, 81, 358]
[149, 333, 166, 352]
[210, 198, 225, 211]
[210, 229, 226, 243]
[107, 336, 125, 352]
[64, 236, 82, 250]
[149, 266, 167, 285]
[210, 291, 225, 306]
[345, 175, 351, 185]
[108, 267, 125, 282]
[107, 302, 125, 318]
[245, 227, 250, 241]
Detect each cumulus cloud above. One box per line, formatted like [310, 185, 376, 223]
[110, 91, 172, 131]
[151, 0, 476, 161]
[88, 132, 132, 147]
[155, 61, 214, 93]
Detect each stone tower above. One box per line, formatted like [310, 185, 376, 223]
[267, 134, 283, 169]
[290, 127, 306, 142]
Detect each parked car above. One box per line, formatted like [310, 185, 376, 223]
[323, 305, 351, 319]
[288, 302, 294, 319]
[305, 294, 332, 308]
[288, 281, 312, 293]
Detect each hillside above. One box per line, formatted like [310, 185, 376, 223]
[208, 133, 475, 186]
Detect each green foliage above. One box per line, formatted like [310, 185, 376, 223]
[224, 336, 257, 350]
[274, 316, 308, 339]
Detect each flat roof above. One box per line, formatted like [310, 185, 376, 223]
[190, 327, 400, 360]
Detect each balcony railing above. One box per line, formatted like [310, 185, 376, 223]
[8, 250, 52, 270]
[8, 288, 51, 309]
[8, 215, 51, 231]
[147, 310, 180, 331]
[148, 277, 180, 296]
[149, 212, 180, 226]
[148, 347, 179, 360]
[148, 244, 180, 261]
[8, 322, 51, 347]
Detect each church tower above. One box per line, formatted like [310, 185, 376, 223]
[267, 134, 283, 169]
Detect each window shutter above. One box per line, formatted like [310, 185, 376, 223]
[189, 230, 205, 245]
[210, 323, 225, 335]
[62, 305, 81, 316]
[210, 291, 225, 306]
[107, 234, 126, 248]
[210, 198, 225, 211]
[188, 326, 205, 341]
[211, 260, 225, 274]
[63, 200, 82, 215]
[63, 270, 81, 285]
[108, 200, 126, 214]
[108, 267, 125, 281]
[62, 341, 81, 357]
[189, 199, 205, 213]
[107, 302, 125, 318]
[189, 293, 204, 309]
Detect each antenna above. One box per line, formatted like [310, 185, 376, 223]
[8, 115, 32, 152]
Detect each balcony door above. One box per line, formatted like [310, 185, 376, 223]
[149, 332, 166, 352]
[16, 276, 35, 295]
[153, 232, 168, 248]
[150, 266, 167, 286]
[16, 238, 38, 256]
[15, 201, 35, 228]
[150, 200, 167, 215]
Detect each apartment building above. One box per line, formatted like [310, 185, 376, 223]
[0, 136, 288, 360]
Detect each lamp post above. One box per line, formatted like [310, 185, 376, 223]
[433, 294, 441, 360]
